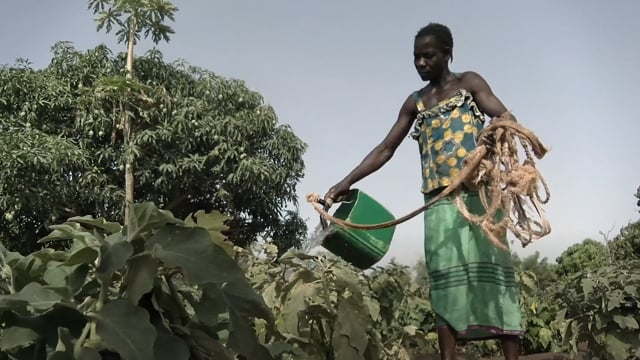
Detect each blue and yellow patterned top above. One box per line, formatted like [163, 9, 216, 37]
[410, 89, 485, 193]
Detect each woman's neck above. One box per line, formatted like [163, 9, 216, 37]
[429, 68, 455, 87]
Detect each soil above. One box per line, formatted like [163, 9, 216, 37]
[413, 354, 576, 360]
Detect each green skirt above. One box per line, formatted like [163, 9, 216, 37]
[423, 190, 524, 340]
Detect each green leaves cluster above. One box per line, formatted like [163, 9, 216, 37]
[554, 239, 610, 278]
[0, 202, 275, 360]
[609, 221, 640, 262]
[2, 205, 640, 359]
[515, 271, 562, 354]
[242, 248, 439, 360]
[89, 0, 178, 45]
[550, 261, 640, 360]
[0, 42, 307, 254]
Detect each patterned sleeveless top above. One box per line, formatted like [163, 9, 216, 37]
[410, 89, 485, 193]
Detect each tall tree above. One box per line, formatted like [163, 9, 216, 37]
[511, 251, 557, 289]
[0, 43, 307, 254]
[608, 186, 640, 261]
[555, 238, 609, 277]
[412, 256, 429, 288]
[88, 0, 177, 225]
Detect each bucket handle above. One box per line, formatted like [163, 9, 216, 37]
[317, 198, 331, 230]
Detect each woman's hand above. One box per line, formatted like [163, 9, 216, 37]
[324, 181, 351, 205]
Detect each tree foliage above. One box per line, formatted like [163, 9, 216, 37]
[608, 187, 640, 262]
[412, 257, 430, 288]
[554, 239, 609, 277]
[511, 251, 558, 290]
[0, 43, 307, 254]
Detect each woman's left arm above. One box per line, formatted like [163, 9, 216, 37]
[462, 71, 515, 121]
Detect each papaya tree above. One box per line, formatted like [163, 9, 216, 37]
[88, 0, 178, 225]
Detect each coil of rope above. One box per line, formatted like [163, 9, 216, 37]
[306, 113, 551, 250]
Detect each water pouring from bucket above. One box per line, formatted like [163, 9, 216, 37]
[311, 189, 396, 270]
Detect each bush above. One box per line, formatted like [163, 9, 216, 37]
[2, 204, 640, 359]
[0, 203, 274, 360]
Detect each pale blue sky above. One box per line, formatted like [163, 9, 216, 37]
[2, 0, 639, 266]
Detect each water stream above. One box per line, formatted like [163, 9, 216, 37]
[301, 221, 335, 254]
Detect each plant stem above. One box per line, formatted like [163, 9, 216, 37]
[74, 322, 92, 357]
[123, 18, 136, 226]
[164, 274, 190, 324]
[91, 277, 109, 339]
[96, 278, 108, 312]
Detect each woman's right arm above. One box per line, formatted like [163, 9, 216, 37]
[324, 93, 418, 203]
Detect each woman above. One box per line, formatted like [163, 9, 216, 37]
[324, 23, 523, 360]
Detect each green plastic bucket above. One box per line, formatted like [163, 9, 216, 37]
[321, 189, 396, 269]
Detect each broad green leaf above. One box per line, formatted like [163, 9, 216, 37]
[1, 282, 64, 311]
[145, 225, 246, 285]
[185, 210, 230, 239]
[403, 325, 418, 336]
[278, 280, 314, 336]
[0, 243, 22, 265]
[332, 295, 369, 359]
[38, 222, 98, 247]
[187, 324, 236, 359]
[44, 265, 75, 287]
[605, 330, 632, 360]
[0, 327, 39, 351]
[185, 284, 227, 326]
[623, 285, 637, 295]
[537, 328, 553, 348]
[124, 253, 158, 305]
[332, 265, 362, 293]
[227, 309, 275, 360]
[0, 304, 86, 351]
[153, 334, 190, 360]
[580, 278, 595, 297]
[184, 210, 234, 256]
[607, 290, 625, 311]
[152, 285, 186, 326]
[11, 251, 61, 289]
[613, 314, 639, 330]
[68, 215, 122, 234]
[128, 202, 182, 240]
[96, 233, 133, 277]
[93, 299, 156, 360]
[1, 344, 42, 360]
[278, 250, 318, 262]
[222, 281, 274, 324]
[67, 264, 91, 295]
[363, 296, 380, 321]
[64, 246, 98, 267]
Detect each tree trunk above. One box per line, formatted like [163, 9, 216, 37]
[123, 24, 135, 225]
